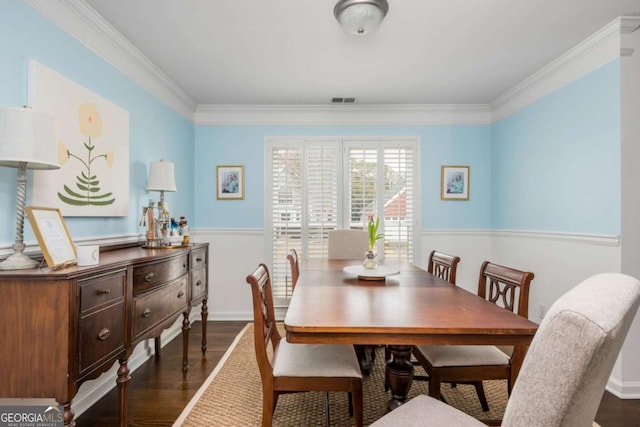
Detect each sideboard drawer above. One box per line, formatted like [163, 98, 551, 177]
[133, 275, 189, 339]
[133, 254, 188, 294]
[79, 301, 126, 377]
[80, 270, 126, 313]
[191, 267, 207, 302]
[191, 247, 207, 269]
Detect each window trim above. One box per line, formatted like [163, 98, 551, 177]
[265, 136, 421, 302]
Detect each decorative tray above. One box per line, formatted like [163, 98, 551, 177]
[343, 265, 400, 281]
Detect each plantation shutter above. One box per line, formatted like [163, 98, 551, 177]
[345, 140, 416, 261]
[269, 144, 302, 299]
[267, 137, 418, 301]
[268, 140, 339, 300]
[305, 142, 340, 259]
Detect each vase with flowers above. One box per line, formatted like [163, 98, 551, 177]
[364, 214, 384, 270]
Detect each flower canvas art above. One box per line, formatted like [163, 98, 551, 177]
[30, 62, 130, 216]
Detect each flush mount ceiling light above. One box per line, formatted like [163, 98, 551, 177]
[334, 0, 389, 35]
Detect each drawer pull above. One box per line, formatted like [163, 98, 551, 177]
[177, 290, 185, 298]
[196, 280, 202, 287]
[98, 328, 111, 340]
[183, 262, 187, 268]
[144, 273, 155, 282]
[98, 288, 111, 295]
[142, 308, 152, 318]
[196, 257, 203, 262]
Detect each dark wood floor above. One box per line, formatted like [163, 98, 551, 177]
[77, 320, 640, 426]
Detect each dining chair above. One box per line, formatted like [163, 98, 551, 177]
[412, 261, 534, 412]
[327, 229, 369, 260]
[328, 229, 376, 374]
[286, 248, 299, 291]
[427, 250, 461, 284]
[246, 263, 364, 427]
[371, 272, 640, 427]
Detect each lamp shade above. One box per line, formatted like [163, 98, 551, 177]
[334, 0, 389, 35]
[146, 160, 177, 192]
[0, 107, 59, 170]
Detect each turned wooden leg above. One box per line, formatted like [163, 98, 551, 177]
[60, 400, 75, 426]
[154, 337, 161, 357]
[182, 311, 190, 375]
[117, 358, 130, 427]
[386, 344, 414, 410]
[201, 299, 208, 355]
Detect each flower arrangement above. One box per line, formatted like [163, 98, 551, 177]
[367, 214, 384, 252]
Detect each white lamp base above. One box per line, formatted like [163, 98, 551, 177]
[0, 251, 38, 270]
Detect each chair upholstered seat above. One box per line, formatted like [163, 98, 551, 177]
[415, 345, 509, 367]
[273, 341, 363, 378]
[370, 395, 485, 427]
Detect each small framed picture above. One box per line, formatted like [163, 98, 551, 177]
[25, 206, 77, 269]
[441, 165, 470, 201]
[217, 165, 245, 200]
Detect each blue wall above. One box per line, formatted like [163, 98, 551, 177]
[194, 124, 493, 229]
[0, 1, 194, 243]
[0, 1, 622, 247]
[492, 60, 621, 235]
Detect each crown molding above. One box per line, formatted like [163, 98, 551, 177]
[194, 104, 493, 126]
[25, 0, 196, 121]
[491, 16, 636, 122]
[620, 15, 640, 34]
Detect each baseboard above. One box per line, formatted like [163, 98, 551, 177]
[606, 377, 640, 399]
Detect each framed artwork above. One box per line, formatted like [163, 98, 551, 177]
[25, 206, 77, 269]
[29, 61, 130, 216]
[441, 165, 470, 201]
[217, 165, 245, 200]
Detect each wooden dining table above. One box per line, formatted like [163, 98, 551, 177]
[284, 259, 539, 410]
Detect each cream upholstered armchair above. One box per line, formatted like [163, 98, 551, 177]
[371, 273, 640, 427]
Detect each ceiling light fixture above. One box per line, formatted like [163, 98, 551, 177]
[334, 0, 389, 35]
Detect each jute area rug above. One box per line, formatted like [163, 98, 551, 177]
[174, 323, 600, 426]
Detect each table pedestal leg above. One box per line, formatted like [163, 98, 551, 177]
[385, 344, 414, 410]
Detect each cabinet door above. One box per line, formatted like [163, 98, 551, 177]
[79, 302, 126, 378]
[191, 267, 207, 303]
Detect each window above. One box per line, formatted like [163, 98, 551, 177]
[266, 137, 419, 300]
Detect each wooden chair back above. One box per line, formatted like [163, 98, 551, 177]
[328, 230, 369, 260]
[427, 250, 461, 284]
[287, 249, 299, 291]
[246, 263, 280, 386]
[478, 261, 534, 318]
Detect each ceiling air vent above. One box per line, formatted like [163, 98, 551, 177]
[331, 97, 356, 104]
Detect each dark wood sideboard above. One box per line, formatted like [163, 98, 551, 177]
[0, 242, 209, 426]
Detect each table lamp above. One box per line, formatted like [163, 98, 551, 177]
[144, 159, 176, 246]
[0, 106, 59, 270]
